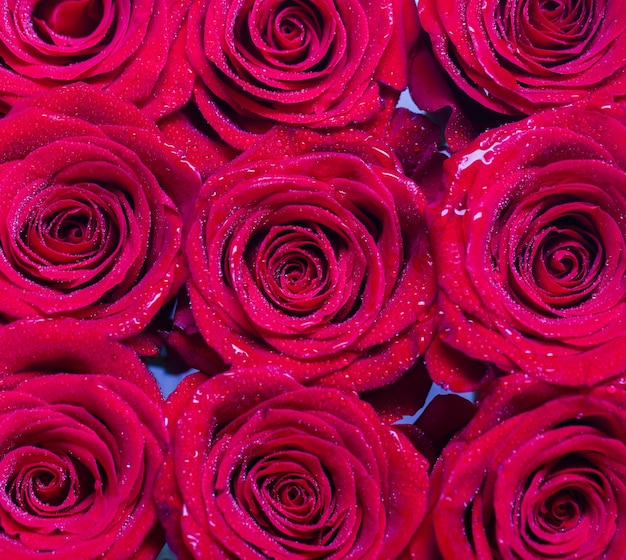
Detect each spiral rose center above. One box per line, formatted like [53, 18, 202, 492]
[248, 224, 336, 315]
[232, 447, 340, 550]
[498, 0, 599, 66]
[540, 490, 582, 530]
[534, 217, 602, 292]
[505, 199, 608, 312]
[8, 183, 127, 290]
[268, 475, 317, 517]
[517, 454, 616, 557]
[33, 0, 104, 40]
[261, 1, 324, 61]
[236, 0, 336, 69]
[7, 451, 96, 516]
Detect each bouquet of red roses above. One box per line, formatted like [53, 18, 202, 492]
[0, 0, 624, 557]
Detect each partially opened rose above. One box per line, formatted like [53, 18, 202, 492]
[186, 126, 436, 390]
[0, 83, 200, 339]
[0, 318, 168, 559]
[415, 0, 626, 116]
[411, 374, 626, 559]
[0, 0, 193, 117]
[186, 0, 419, 149]
[427, 102, 626, 391]
[156, 368, 429, 559]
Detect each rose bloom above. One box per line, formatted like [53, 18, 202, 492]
[0, 318, 168, 559]
[156, 368, 429, 559]
[411, 374, 626, 559]
[414, 0, 626, 117]
[0, 0, 192, 118]
[185, 127, 436, 390]
[185, 0, 419, 149]
[0, 83, 200, 339]
[427, 102, 626, 391]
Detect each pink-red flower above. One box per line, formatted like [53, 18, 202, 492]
[0, 318, 168, 559]
[411, 374, 626, 559]
[0, 0, 192, 117]
[427, 102, 626, 391]
[185, 0, 419, 149]
[185, 126, 436, 390]
[156, 368, 429, 559]
[0, 84, 200, 339]
[415, 0, 626, 116]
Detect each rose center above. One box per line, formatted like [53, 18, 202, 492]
[539, 489, 583, 530]
[7, 452, 96, 516]
[33, 0, 104, 40]
[497, 0, 598, 66]
[534, 219, 602, 289]
[232, 447, 341, 550]
[235, 0, 337, 69]
[278, 19, 298, 38]
[51, 209, 92, 243]
[264, 1, 323, 53]
[7, 182, 127, 291]
[30, 469, 70, 506]
[282, 484, 305, 505]
[21, 195, 111, 261]
[541, 0, 560, 11]
[270, 476, 317, 515]
[506, 203, 607, 312]
[516, 453, 617, 558]
[247, 224, 335, 315]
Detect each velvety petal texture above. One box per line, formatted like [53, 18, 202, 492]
[0, 83, 200, 338]
[0, 318, 168, 559]
[186, 0, 419, 148]
[416, 0, 626, 115]
[427, 102, 626, 390]
[155, 368, 429, 559]
[0, 0, 192, 114]
[411, 375, 626, 559]
[186, 126, 436, 390]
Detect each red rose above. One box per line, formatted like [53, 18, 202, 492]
[0, 83, 200, 339]
[427, 102, 626, 391]
[156, 368, 429, 559]
[185, 127, 436, 390]
[411, 374, 626, 559]
[185, 0, 419, 149]
[0, 0, 192, 117]
[0, 318, 168, 559]
[414, 0, 626, 117]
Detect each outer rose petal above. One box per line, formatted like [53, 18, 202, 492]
[186, 127, 436, 390]
[157, 104, 241, 181]
[408, 34, 483, 154]
[379, 106, 447, 203]
[156, 368, 429, 559]
[0, 84, 201, 339]
[415, 0, 626, 116]
[0, 318, 168, 559]
[411, 375, 626, 559]
[428, 102, 626, 391]
[360, 357, 432, 426]
[186, 0, 417, 148]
